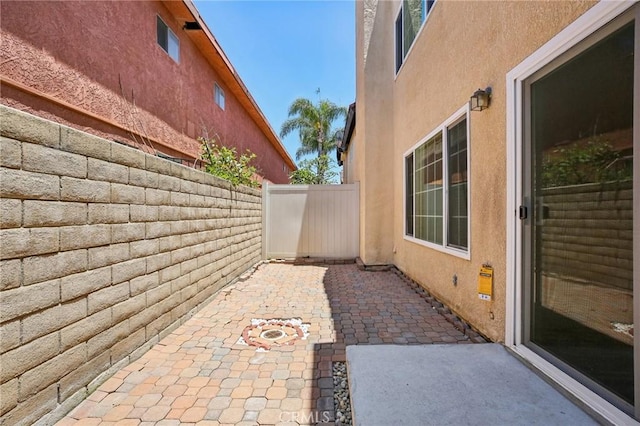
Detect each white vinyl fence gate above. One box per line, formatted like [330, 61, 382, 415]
[262, 183, 359, 259]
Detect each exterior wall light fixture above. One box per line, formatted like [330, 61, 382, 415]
[470, 87, 492, 111]
[183, 21, 202, 31]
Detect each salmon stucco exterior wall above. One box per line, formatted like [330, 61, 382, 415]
[0, 0, 295, 183]
[349, 0, 598, 343]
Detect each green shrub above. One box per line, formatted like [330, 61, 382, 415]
[289, 154, 338, 184]
[200, 137, 259, 188]
[542, 139, 632, 187]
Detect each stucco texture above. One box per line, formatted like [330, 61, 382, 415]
[0, 1, 291, 183]
[355, 0, 597, 342]
[354, 0, 397, 266]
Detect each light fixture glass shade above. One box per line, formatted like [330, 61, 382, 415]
[470, 88, 491, 111]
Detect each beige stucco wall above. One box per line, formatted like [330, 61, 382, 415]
[352, 1, 367, 257]
[354, 0, 597, 342]
[352, 0, 396, 265]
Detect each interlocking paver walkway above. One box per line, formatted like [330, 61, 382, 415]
[58, 263, 472, 425]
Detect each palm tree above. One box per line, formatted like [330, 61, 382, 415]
[280, 98, 347, 160]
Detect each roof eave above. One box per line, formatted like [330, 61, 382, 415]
[339, 102, 356, 150]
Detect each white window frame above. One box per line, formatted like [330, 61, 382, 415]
[394, 0, 437, 77]
[505, 1, 638, 424]
[214, 83, 225, 110]
[157, 15, 179, 63]
[395, 7, 404, 74]
[404, 104, 471, 260]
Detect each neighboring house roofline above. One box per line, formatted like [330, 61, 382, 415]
[164, 0, 297, 171]
[336, 102, 355, 166]
[340, 102, 356, 150]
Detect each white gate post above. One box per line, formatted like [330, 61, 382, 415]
[261, 181, 269, 260]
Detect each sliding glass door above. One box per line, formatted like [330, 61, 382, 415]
[522, 7, 637, 417]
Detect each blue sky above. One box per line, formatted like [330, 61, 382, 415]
[193, 0, 355, 165]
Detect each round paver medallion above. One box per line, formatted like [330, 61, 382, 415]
[239, 318, 310, 351]
[261, 329, 286, 340]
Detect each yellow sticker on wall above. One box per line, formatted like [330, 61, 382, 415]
[478, 265, 493, 301]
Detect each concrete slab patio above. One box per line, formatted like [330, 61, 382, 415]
[57, 262, 474, 425]
[347, 344, 597, 426]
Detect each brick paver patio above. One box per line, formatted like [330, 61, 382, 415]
[58, 262, 474, 425]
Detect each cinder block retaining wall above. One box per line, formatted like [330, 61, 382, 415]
[0, 106, 262, 425]
[541, 181, 633, 290]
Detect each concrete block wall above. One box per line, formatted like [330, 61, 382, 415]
[541, 181, 633, 290]
[0, 106, 262, 425]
